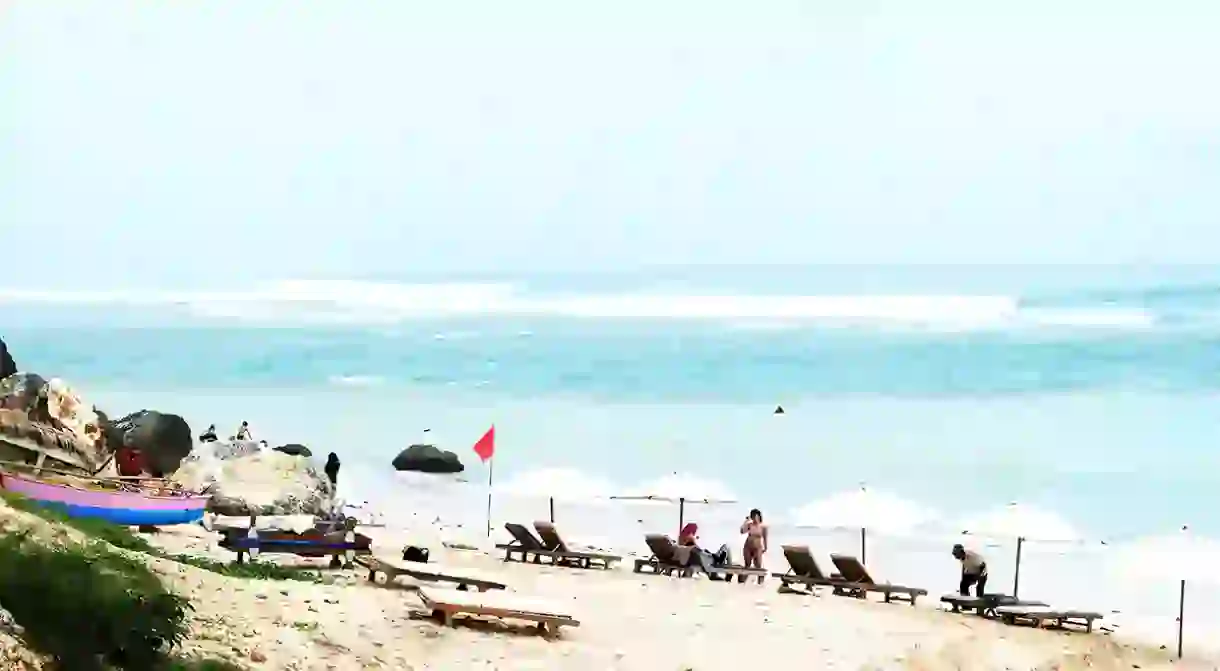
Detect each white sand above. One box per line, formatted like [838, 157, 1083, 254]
[145, 525, 1212, 671]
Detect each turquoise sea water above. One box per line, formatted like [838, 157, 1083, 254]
[5, 264, 1220, 539]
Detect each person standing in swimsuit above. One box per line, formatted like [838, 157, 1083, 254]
[740, 508, 768, 583]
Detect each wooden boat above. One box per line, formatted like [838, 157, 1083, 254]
[0, 466, 209, 526]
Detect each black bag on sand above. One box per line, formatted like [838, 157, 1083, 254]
[402, 546, 430, 563]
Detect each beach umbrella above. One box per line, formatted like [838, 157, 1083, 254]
[612, 472, 737, 537]
[1108, 527, 1220, 659]
[494, 468, 615, 522]
[791, 485, 936, 565]
[959, 502, 1078, 598]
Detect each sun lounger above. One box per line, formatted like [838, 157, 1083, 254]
[772, 545, 862, 596]
[217, 517, 371, 568]
[417, 586, 580, 637]
[497, 523, 621, 568]
[994, 605, 1103, 633]
[940, 593, 1049, 617]
[829, 554, 927, 605]
[356, 555, 506, 592]
[633, 534, 767, 582]
[532, 521, 622, 569]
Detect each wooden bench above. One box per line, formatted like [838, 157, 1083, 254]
[417, 587, 579, 637]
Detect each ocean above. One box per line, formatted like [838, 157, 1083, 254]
[5, 264, 1220, 648]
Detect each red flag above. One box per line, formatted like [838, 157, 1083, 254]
[472, 425, 495, 462]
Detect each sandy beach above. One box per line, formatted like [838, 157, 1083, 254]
[135, 525, 1206, 671]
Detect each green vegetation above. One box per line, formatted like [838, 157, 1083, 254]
[0, 493, 272, 669]
[0, 492, 322, 583]
[0, 530, 190, 669]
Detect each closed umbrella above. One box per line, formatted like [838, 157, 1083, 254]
[959, 502, 1078, 598]
[791, 485, 936, 565]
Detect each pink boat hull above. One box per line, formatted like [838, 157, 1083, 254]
[0, 471, 208, 526]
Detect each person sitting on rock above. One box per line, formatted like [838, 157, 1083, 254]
[199, 424, 218, 442]
[234, 421, 252, 441]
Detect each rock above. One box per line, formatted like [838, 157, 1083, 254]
[105, 410, 193, 477]
[172, 444, 335, 517]
[391, 444, 465, 474]
[0, 338, 15, 380]
[0, 374, 110, 472]
[207, 439, 262, 461]
[273, 443, 312, 457]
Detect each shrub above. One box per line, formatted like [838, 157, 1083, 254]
[0, 531, 191, 670]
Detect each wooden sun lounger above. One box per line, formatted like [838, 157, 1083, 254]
[940, 593, 1049, 617]
[772, 545, 862, 596]
[498, 523, 618, 568]
[633, 534, 767, 582]
[829, 554, 927, 605]
[356, 555, 506, 592]
[417, 586, 580, 637]
[532, 521, 622, 569]
[995, 605, 1103, 633]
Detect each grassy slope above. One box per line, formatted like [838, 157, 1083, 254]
[0, 492, 317, 670]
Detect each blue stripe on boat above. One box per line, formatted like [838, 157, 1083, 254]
[225, 538, 362, 550]
[36, 501, 206, 526]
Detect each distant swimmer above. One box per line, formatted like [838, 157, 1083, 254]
[234, 421, 252, 441]
[952, 543, 988, 597]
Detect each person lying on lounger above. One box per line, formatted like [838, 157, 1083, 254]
[952, 543, 988, 596]
[678, 522, 731, 579]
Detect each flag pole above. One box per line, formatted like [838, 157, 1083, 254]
[486, 456, 494, 538]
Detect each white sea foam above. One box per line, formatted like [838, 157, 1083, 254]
[957, 502, 1079, 542]
[0, 279, 1157, 329]
[494, 467, 617, 501]
[790, 487, 940, 535]
[327, 375, 384, 387]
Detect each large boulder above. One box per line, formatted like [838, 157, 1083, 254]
[392, 443, 465, 474]
[172, 443, 335, 517]
[105, 410, 193, 477]
[273, 443, 312, 457]
[0, 374, 109, 472]
[0, 338, 15, 380]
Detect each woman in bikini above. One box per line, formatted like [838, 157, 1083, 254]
[740, 508, 768, 582]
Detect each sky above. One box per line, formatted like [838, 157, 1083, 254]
[3, 0, 1220, 285]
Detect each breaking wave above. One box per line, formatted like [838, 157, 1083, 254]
[0, 279, 1158, 330]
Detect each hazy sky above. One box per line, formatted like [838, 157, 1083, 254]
[3, 1, 1220, 284]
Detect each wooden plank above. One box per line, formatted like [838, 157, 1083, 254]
[358, 556, 505, 592]
[417, 587, 579, 636]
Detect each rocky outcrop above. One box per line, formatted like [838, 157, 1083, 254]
[273, 443, 312, 457]
[0, 374, 109, 472]
[392, 444, 464, 474]
[172, 443, 335, 517]
[0, 338, 15, 380]
[104, 410, 193, 477]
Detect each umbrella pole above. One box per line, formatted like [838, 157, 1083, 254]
[549, 496, 555, 523]
[1013, 536, 1024, 598]
[1178, 579, 1186, 659]
[679, 497, 685, 537]
[860, 527, 866, 565]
